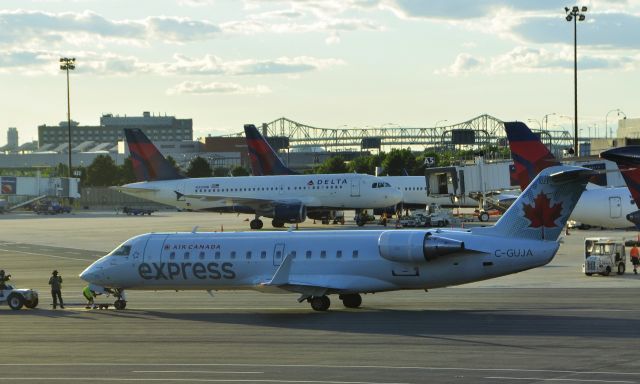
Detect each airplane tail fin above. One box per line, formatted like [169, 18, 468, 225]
[124, 128, 185, 181]
[244, 124, 298, 176]
[472, 165, 593, 241]
[504, 121, 560, 190]
[600, 146, 640, 205]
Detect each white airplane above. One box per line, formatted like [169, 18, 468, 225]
[81, 165, 592, 311]
[506, 121, 640, 229]
[244, 124, 437, 210]
[116, 129, 402, 229]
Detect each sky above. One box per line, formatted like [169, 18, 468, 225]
[1, 0, 639, 145]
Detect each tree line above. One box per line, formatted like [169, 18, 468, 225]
[3, 145, 509, 187]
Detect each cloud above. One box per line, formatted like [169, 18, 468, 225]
[0, 10, 221, 48]
[167, 81, 271, 95]
[435, 46, 639, 76]
[0, 49, 344, 77]
[177, 0, 215, 6]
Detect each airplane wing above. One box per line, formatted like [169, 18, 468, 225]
[258, 254, 396, 300]
[180, 193, 318, 211]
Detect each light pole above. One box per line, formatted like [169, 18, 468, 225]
[60, 57, 75, 178]
[565, 5, 587, 156]
[605, 108, 625, 140]
[543, 113, 556, 130]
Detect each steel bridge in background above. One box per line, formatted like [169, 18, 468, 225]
[226, 114, 574, 154]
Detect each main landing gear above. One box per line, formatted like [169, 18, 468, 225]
[271, 219, 285, 228]
[307, 293, 363, 311]
[113, 289, 127, 310]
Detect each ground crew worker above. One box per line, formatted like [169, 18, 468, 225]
[631, 244, 640, 275]
[48, 270, 64, 309]
[83, 286, 96, 309]
[0, 270, 10, 290]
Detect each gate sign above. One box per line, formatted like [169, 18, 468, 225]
[424, 157, 436, 167]
[1, 177, 16, 195]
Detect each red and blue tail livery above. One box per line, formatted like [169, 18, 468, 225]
[244, 124, 298, 176]
[600, 146, 640, 206]
[504, 122, 560, 190]
[124, 128, 184, 182]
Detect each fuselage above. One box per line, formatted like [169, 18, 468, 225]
[119, 173, 402, 213]
[80, 228, 559, 293]
[571, 186, 636, 228]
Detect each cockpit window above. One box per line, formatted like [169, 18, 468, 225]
[110, 245, 131, 256]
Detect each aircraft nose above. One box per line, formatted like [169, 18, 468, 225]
[79, 263, 100, 283]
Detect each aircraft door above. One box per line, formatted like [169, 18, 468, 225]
[350, 178, 360, 197]
[273, 243, 285, 266]
[143, 234, 169, 262]
[609, 196, 622, 218]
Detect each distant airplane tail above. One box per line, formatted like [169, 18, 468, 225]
[600, 146, 640, 205]
[124, 128, 185, 181]
[244, 124, 298, 176]
[504, 121, 560, 190]
[473, 165, 593, 241]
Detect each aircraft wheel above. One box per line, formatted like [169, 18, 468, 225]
[309, 296, 330, 311]
[114, 300, 127, 310]
[249, 219, 260, 230]
[340, 294, 362, 308]
[257, 220, 263, 229]
[7, 293, 24, 310]
[271, 219, 285, 228]
[617, 264, 625, 275]
[585, 273, 593, 276]
[479, 212, 489, 222]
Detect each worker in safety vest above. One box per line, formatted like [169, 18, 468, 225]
[83, 286, 97, 309]
[631, 244, 640, 275]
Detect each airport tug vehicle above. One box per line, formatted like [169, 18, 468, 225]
[582, 238, 626, 276]
[0, 284, 39, 310]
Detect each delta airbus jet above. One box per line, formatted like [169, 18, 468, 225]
[505, 121, 640, 229]
[244, 124, 429, 209]
[116, 129, 402, 229]
[81, 165, 592, 311]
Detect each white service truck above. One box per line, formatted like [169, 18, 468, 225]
[0, 284, 39, 310]
[582, 237, 626, 276]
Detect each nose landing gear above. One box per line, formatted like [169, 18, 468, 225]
[112, 289, 127, 310]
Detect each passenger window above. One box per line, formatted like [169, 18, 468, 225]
[336, 250, 342, 258]
[214, 251, 221, 259]
[260, 251, 267, 259]
[230, 251, 236, 259]
[184, 252, 190, 260]
[290, 250, 297, 259]
[169, 251, 176, 260]
[306, 250, 312, 259]
[246, 251, 252, 259]
[276, 250, 281, 258]
[352, 250, 359, 258]
[199, 251, 205, 260]
[320, 250, 326, 258]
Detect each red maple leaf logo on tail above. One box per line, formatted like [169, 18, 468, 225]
[523, 192, 563, 228]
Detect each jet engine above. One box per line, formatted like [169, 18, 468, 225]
[273, 203, 307, 223]
[378, 231, 465, 263]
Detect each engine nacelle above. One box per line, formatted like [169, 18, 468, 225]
[273, 203, 307, 223]
[378, 231, 465, 263]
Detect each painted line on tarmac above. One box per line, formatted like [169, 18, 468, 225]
[0, 378, 410, 384]
[0, 248, 90, 262]
[485, 377, 635, 383]
[0, 364, 639, 377]
[133, 370, 264, 374]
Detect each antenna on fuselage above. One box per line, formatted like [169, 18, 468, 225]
[191, 226, 199, 233]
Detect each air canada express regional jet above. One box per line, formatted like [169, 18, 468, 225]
[82, 165, 592, 311]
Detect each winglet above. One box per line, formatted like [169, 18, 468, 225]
[265, 254, 293, 286]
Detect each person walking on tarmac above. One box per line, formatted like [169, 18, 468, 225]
[631, 244, 640, 275]
[48, 270, 64, 309]
[83, 286, 96, 309]
[0, 270, 10, 290]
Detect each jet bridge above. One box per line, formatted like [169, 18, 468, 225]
[424, 157, 515, 209]
[0, 176, 80, 208]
